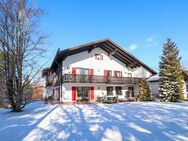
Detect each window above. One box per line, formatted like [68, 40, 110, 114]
[76, 68, 89, 75]
[107, 87, 113, 96]
[77, 87, 90, 101]
[128, 87, 134, 97]
[116, 87, 122, 95]
[186, 83, 188, 92]
[128, 73, 132, 77]
[107, 70, 112, 76]
[115, 71, 121, 77]
[95, 54, 103, 60]
[114, 71, 122, 77]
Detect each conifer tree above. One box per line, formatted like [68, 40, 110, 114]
[159, 38, 184, 102]
[138, 79, 152, 101]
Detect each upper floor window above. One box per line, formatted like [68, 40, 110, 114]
[114, 71, 122, 77]
[107, 70, 112, 76]
[95, 54, 103, 60]
[115, 71, 120, 77]
[128, 73, 132, 77]
[76, 68, 89, 75]
[104, 70, 112, 76]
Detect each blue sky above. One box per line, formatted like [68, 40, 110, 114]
[36, 0, 188, 71]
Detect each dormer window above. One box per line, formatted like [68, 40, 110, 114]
[95, 54, 103, 60]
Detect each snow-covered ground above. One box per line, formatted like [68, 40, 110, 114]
[0, 102, 188, 141]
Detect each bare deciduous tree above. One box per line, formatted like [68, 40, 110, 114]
[0, 0, 47, 112]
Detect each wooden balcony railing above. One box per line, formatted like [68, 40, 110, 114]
[62, 74, 142, 84]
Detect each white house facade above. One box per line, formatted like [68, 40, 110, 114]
[42, 39, 157, 103]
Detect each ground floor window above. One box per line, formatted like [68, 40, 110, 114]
[126, 87, 134, 97]
[116, 87, 122, 95]
[77, 87, 90, 101]
[107, 87, 113, 96]
[52, 87, 60, 100]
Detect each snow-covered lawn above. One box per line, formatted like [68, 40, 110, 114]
[0, 102, 188, 141]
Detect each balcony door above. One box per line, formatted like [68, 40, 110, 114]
[77, 68, 89, 82]
[77, 68, 89, 75]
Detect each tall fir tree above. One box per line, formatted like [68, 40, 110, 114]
[138, 79, 152, 101]
[159, 38, 184, 102]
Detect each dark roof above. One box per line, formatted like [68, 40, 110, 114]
[50, 39, 157, 75]
[42, 68, 51, 77]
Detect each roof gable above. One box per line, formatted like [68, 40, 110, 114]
[50, 39, 157, 75]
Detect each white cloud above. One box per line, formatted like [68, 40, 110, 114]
[146, 35, 159, 47]
[146, 37, 154, 43]
[128, 43, 138, 51]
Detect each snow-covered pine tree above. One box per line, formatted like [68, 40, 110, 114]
[159, 38, 184, 102]
[138, 79, 152, 101]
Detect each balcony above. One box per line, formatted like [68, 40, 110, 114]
[62, 74, 142, 84]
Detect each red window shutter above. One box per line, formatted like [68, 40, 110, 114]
[90, 87, 94, 100]
[90, 69, 94, 76]
[120, 71, 122, 77]
[72, 67, 76, 75]
[114, 71, 116, 77]
[72, 87, 76, 101]
[104, 70, 107, 76]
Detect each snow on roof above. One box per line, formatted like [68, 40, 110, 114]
[147, 70, 188, 82]
[147, 75, 160, 82]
